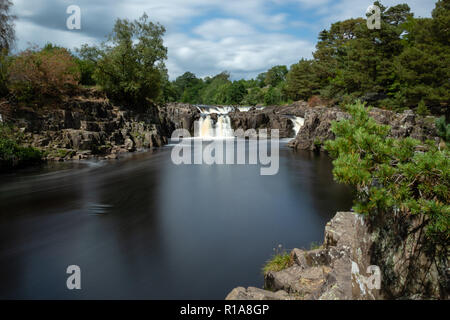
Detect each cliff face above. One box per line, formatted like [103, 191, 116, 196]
[2, 91, 174, 160]
[288, 107, 439, 151]
[164, 102, 201, 134]
[369, 210, 449, 299]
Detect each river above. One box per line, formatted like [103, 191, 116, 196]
[0, 139, 353, 299]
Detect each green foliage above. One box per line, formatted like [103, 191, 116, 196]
[78, 13, 167, 108]
[264, 86, 282, 105]
[74, 57, 96, 86]
[325, 101, 449, 242]
[263, 253, 291, 274]
[416, 100, 430, 116]
[285, 59, 319, 101]
[242, 87, 264, 106]
[0, 49, 10, 97]
[169, 69, 289, 106]
[264, 65, 288, 87]
[435, 116, 450, 143]
[0, 124, 42, 171]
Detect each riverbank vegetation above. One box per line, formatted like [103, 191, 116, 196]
[0, 123, 42, 171]
[325, 101, 449, 242]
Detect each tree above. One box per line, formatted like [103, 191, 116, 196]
[392, 1, 450, 114]
[225, 81, 246, 105]
[285, 59, 319, 101]
[325, 101, 449, 242]
[416, 100, 430, 116]
[264, 86, 282, 105]
[8, 47, 80, 103]
[0, 0, 15, 52]
[242, 87, 264, 105]
[265, 65, 288, 87]
[174, 72, 199, 96]
[0, 0, 15, 96]
[256, 72, 267, 88]
[199, 72, 230, 104]
[79, 13, 167, 108]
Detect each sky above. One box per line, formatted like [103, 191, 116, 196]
[11, 0, 438, 80]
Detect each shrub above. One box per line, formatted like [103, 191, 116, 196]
[0, 124, 42, 170]
[8, 47, 80, 103]
[325, 101, 449, 242]
[435, 116, 450, 144]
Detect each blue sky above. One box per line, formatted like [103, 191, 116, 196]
[11, 0, 437, 80]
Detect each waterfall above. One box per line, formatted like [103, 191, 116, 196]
[237, 106, 264, 112]
[289, 117, 305, 136]
[195, 105, 263, 114]
[197, 114, 233, 139]
[196, 105, 234, 115]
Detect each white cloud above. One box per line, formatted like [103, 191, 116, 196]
[166, 32, 314, 80]
[14, 19, 98, 51]
[193, 19, 257, 40]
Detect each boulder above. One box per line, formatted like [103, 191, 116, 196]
[225, 287, 291, 300]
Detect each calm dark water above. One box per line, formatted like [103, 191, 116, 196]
[0, 140, 353, 299]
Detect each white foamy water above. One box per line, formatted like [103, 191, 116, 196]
[195, 105, 264, 114]
[196, 105, 234, 115]
[237, 106, 264, 112]
[289, 117, 305, 136]
[197, 114, 234, 139]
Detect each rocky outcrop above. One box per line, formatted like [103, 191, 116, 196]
[163, 102, 309, 138]
[228, 107, 294, 138]
[226, 287, 293, 300]
[226, 210, 448, 300]
[227, 212, 382, 300]
[288, 107, 439, 151]
[6, 92, 174, 161]
[164, 102, 200, 134]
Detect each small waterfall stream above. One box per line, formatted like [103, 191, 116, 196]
[289, 116, 305, 136]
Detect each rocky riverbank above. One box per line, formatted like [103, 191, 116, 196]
[0, 90, 174, 161]
[226, 212, 381, 300]
[288, 106, 439, 151]
[226, 211, 448, 300]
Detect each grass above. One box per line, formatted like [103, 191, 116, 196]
[262, 253, 291, 274]
[309, 241, 322, 250]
